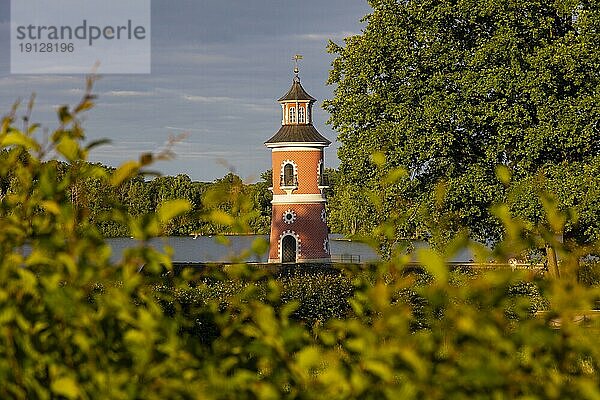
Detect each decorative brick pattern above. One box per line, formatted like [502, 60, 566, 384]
[269, 203, 329, 261]
[272, 150, 323, 195]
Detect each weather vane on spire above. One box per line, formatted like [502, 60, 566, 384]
[293, 54, 303, 76]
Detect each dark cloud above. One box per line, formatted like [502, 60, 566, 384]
[0, 0, 369, 180]
[151, 0, 368, 45]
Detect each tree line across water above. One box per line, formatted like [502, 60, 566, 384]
[0, 152, 347, 239]
[0, 154, 274, 237]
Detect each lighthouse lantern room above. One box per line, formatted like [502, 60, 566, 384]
[265, 58, 331, 263]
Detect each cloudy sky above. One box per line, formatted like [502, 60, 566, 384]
[0, 1, 369, 182]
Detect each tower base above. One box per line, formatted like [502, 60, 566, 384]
[268, 257, 332, 264]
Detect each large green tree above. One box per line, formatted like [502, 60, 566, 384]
[325, 0, 600, 247]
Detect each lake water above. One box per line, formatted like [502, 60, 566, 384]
[107, 234, 380, 263]
[106, 235, 476, 264]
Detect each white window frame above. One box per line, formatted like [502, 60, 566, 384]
[298, 106, 305, 123]
[280, 159, 298, 189]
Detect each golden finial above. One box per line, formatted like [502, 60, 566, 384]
[293, 54, 303, 77]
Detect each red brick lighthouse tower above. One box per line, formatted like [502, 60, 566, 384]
[265, 58, 331, 263]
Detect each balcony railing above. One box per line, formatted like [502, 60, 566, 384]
[318, 173, 330, 188]
[331, 254, 361, 263]
[280, 174, 298, 188]
[278, 173, 329, 190]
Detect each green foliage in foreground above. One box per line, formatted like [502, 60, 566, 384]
[1, 81, 600, 399]
[153, 265, 555, 332]
[155, 269, 355, 327]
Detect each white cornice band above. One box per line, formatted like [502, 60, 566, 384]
[272, 194, 326, 204]
[271, 146, 324, 152]
[265, 142, 329, 149]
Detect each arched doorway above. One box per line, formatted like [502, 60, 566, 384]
[281, 235, 297, 263]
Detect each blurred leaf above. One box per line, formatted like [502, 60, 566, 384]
[210, 210, 235, 226]
[496, 165, 512, 185]
[51, 377, 80, 399]
[417, 248, 448, 283]
[85, 138, 111, 151]
[370, 151, 386, 167]
[296, 346, 321, 370]
[384, 167, 408, 185]
[0, 131, 40, 150]
[41, 201, 61, 215]
[74, 98, 94, 113]
[58, 105, 72, 124]
[111, 160, 139, 186]
[363, 360, 393, 382]
[158, 199, 192, 224]
[140, 153, 153, 166]
[57, 136, 79, 161]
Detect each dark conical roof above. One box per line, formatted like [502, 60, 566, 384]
[265, 125, 331, 145]
[278, 77, 317, 102]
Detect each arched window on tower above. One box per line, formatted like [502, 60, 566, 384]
[318, 161, 324, 186]
[282, 163, 297, 187]
[289, 107, 296, 123]
[298, 106, 305, 123]
[318, 159, 329, 188]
